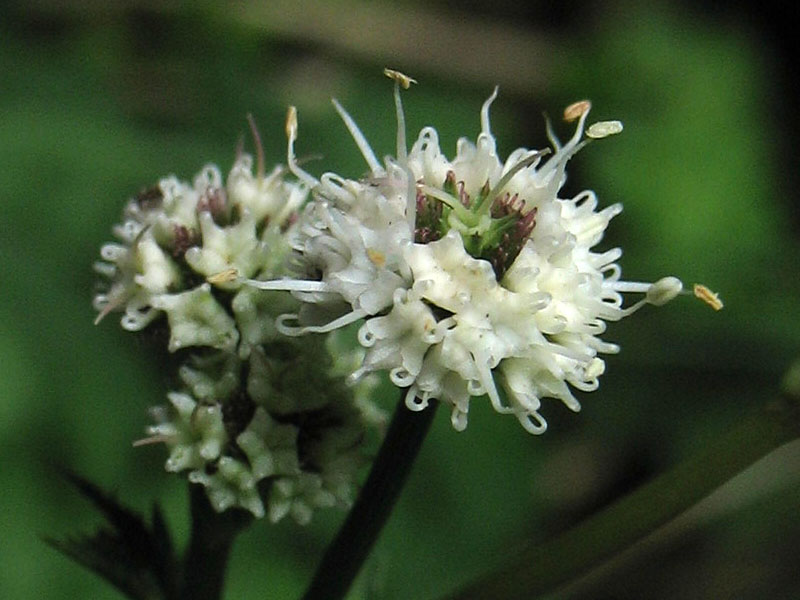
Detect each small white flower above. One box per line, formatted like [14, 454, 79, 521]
[178, 353, 240, 403]
[236, 407, 300, 480]
[189, 456, 268, 518]
[144, 391, 228, 473]
[268, 473, 335, 525]
[184, 210, 269, 288]
[250, 75, 681, 434]
[228, 157, 307, 226]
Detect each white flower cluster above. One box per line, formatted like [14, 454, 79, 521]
[93, 150, 305, 343]
[249, 75, 682, 434]
[95, 143, 383, 520]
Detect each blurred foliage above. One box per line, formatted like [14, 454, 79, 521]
[1, 1, 799, 599]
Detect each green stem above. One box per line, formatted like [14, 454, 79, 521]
[445, 393, 800, 600]
[302, 396, 439, 600]
[180, 484, 252, 600]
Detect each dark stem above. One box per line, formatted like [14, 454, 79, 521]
[180, 484, 253, 600]
[302, 396, 439, 600]
[445, 393, 800, 600]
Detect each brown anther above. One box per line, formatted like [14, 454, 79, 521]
[453, 181, 467, 207]
[564, 100, 591, 122]
[197, 187, 228, 224]
[172, 225, 198, 257]
[135, 186, 163, 210]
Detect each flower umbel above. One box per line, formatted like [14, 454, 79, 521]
[248, 74, 682, 434]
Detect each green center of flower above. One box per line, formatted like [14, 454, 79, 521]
[414, 169, 537, 279]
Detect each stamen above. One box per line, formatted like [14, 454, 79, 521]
[381, 69, 419, 234]
[418, 184, 472, 221]
[331, 98, 383, 175]
[479, 150, 547, 214]
[275, 308, 368, 336]
[565, 104, 591, 149]
[285, 106, 319, 189]
[544, 113, 561, 149]
[390, 75, 409, 165]
[405, 166, 417, 235]
[480, 86, 499, 137]
[93, 296, 124, 325]
[132, 434, 172, 447]
[542, 100, 594, 165]
[246, 113, 265, 180]
[243, 278, 331, 293]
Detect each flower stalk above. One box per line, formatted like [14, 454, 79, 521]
[180, 484, 253, 600]
[303, 395, 439, 600]
[444, 386, 800, 600]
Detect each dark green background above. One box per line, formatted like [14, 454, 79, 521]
[2, 2, 799, 598]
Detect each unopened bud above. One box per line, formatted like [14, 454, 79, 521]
[646, 276, 683, 305]
[587, 120, 623, 139]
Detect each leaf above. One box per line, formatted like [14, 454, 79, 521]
[44, 472, 178, 600]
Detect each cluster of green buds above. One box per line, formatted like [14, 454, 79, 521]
[94, 122, 383, 520]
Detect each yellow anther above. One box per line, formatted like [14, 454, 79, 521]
[383, 68, 417, 89]
[563, 100, 591, 122]
[366, 248, 386, 268]
[285, 106, 298, 140]
[207, 268, 240, 285]
[693, 284, 724, 311]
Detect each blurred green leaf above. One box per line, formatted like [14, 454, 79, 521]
[46, 473, 177, 600]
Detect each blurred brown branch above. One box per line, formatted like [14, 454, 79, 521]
[20, 0, 559, 96]
[227, 0, 557, 95]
